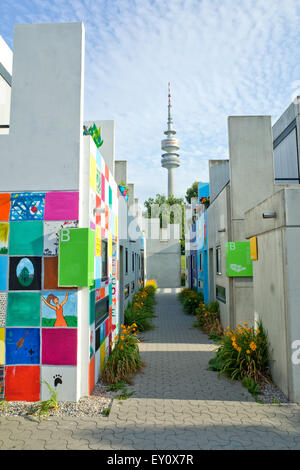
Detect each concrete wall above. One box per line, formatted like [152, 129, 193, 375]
[245, 188, 300, 402]
[145, 218, 181, 288]
[0, 36, 12, 133]
[0, 23, 85, 192]
[208, 160, 230, 203]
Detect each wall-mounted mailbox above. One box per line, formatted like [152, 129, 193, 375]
[58, 228, 95, 287]
[225, 241, 253, 277]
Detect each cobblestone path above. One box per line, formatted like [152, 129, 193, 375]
[1, 289, 299, 450]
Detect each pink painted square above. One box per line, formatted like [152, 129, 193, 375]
[44, 192, 79, 221]
[42, 329, 77, 365]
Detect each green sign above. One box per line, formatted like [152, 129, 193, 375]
[225, 242, 253, 277]
[58, 228, 95, 287]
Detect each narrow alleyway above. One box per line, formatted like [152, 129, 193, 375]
[1, 290, 300, 450]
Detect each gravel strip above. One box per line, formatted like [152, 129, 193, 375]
[256, 382, 290, 404]
[0, 381, 120, 418]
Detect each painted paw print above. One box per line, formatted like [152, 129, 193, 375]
[53, 374, 63, 387]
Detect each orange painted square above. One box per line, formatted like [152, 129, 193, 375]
[100, 287, 105, 299]
[5, 365, 40, 402]
[0, 193, 11, 221]
[105, 206, 109, 230]
[88, 356, 95, 395]
[105, 164, 109, 181]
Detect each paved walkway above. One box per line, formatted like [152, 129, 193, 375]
[1, 289, 300, 450]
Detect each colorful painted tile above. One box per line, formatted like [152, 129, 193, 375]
[95, 348, 100, 384]
[41, 366, 77, 402]
[88, 356, 95, 395]
[0, 329, 5, 364]
[0, 257, 8, 290]
[44, 192, 79, 221]
[0, 293, 7, 327]
[101, 174, 105, 201]
[100, 342, 105, 372]
[43, 220, 78, 256]
[42, 329, 77, 365]
[89, 290, 95, 326]
[9, 256, 42, 291]
[5, 328, 40, 365]
[0, 223, 9, 254]
[42, 290, 77, 327]
[5, 365, 40, 401]
[96, 168, 101, 195]
[90, 323, 95, 359]
[0, 366, 4, 398]
[90, 156, 96, 192]
[10, 193, 45, 220]
[9, 221, 43, 256]
[6, 292, 41, 327]
[0, 194, 11, 221]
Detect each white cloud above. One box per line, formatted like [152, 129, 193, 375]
[1, 0, 300, 205]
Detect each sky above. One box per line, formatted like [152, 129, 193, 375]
[1, 0, 300, 206]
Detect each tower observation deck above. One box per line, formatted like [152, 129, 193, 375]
[161, 82, 180, 197]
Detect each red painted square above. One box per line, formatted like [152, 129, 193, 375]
[5, 366, 40, 402]
[105, 164, 109, 181]
[89, 356, 95, 395]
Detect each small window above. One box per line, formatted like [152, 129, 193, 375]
[125, 248, 128, 274]
[199, 253, 202, 272]
[124, 284, 129, 298]
[131, 281, 135, 293]
[216, 285, 226, 303]
[132, 252, 135, 272]
[101, 240, 108, 281]
[216, 246, 221, 275]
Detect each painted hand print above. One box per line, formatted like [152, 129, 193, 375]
[42, 291, 77, 327]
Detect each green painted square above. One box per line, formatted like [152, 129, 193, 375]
[225, 242, 253, 277]
[109, 186, 112, 207]
[58, 228, 95, 287]
[96, 168, 101, 195]
[6, 292, 41, 327]
[89, 290, 95, 325]
[9, 221, 43, 256]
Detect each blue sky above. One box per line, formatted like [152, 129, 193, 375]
[1, 0, 300, 205]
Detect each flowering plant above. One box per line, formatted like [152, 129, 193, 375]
[200, 196, 210, 206]
[209, 320, 270, 383]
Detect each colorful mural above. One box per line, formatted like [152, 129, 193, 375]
[0, 141, 120, 401]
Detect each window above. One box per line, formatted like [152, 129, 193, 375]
[95, 296, 109, 328]
[216, 285, 226, 303]
[131, 281, 135, 293]
[124, 284, 129, 298]
[125, 248, 128, 274]
[101, 240, 108, 281]
[199, 253, 202, 272]
[132, 252, 135, 272]
[216, 246, 221, 275]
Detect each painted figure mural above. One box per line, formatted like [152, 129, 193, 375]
[42, 292, 69, 327]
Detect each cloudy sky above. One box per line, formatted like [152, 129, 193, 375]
[1, 0, 300, 205]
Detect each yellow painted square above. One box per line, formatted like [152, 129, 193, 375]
[95, 226, 101, 256]
[250, 236, 258, 260]
[108, 233, 112, 257]
[90, 155, 96, 191]
[100, 343, 106, 372]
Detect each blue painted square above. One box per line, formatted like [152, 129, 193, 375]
[100, 321, 105, 345]
[6, 328, 40, 365]
[0, 257, 8, 290]
[96, 149, 101, 169]
[10, 193, 45, 220]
